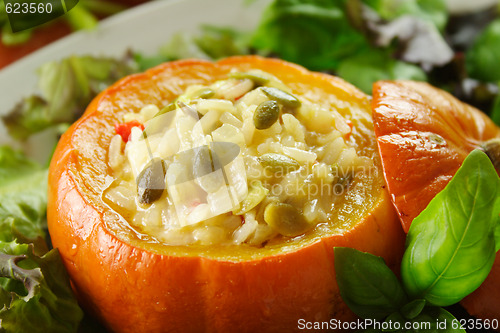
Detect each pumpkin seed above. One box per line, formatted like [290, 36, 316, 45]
[229, 72, 270, 86]
[233, 181, 269, 215]
[192, 87, 215, 99]
[137, 158, 167, 204]
[263, 202, 312, 237]
[253, 100, 280, 130]
[259, 153, 300, 174]
[154, 100, 177, 118]
[193, 146, 224, 193]
[261, 87, 301, 108]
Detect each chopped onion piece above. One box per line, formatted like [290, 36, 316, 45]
[197, 99, 235, 115]
[282, 147, 317, 163]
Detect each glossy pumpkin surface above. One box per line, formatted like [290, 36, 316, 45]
[372, 80, 500, 233]
[47, 56, 405, 332]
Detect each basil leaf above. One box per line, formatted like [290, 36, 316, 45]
[495, 216, 500, 252]
[401, 150, 500, 306]
[385, 311, 406, 332]
[334, 247, 408, 319]
[408, 307, 465, 332]
[383, 307, 464, 332]
[401, 299, 426, 319]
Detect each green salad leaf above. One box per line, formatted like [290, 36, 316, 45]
[65, 4, 99, 31]
[491, 84, 500, 126]
[337, 49, 426, 93]
[0, 147, 47, 251]
[251, 0, 368, 71]
[350, 0, 452, 71]
[466, 19, 500, 83]
[363, 0, 448, 31]
[158, 33, 210, 61]
[334, 247, 408, 319]
[194, 25, 251, 60]
[134, 25, 251, 72]
[249, 0, 450, 93]
[0, 242, 83, 333]
[401, 149, 500, 306]
[2, 55, 136, 140]
[0, 148, 83, 332]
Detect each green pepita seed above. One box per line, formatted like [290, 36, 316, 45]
[192, 147, 224, 193]
[137, 158, 167, 204]
[192, 88, 215, 99]
[154, 100, 177, 118]
[263, 202, 311, 237]
[253, 100, 280, 130]
[259, 153, 300, 174]
[261, 87, 301, 108]
[229, 72, 270, 86]
[233, 181, 269, 215]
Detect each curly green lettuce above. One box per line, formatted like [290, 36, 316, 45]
[0, 147, 83, 332]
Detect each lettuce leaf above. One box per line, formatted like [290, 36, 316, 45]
[466, 19, 500, 83]
[134, 25, 251, 71]
[250, 0, 447, 92]
[251, 0, 368, 71]
[0, 242, 83, 333]
[0, 147, 47, 252]
[363, 0, 448, 31]
[337, 48, 427, 93]
[0, 148, 83, 332]
[2, 55, 136, 140]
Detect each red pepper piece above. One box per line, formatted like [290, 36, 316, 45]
[114, 120, 145, 142]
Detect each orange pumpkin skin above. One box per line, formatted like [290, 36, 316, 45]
[372, 80, 500, 327]
[48, 56, 405, 332]
[372, 80, 500, 233]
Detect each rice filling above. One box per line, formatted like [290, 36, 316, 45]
[104, 69, 373, 246]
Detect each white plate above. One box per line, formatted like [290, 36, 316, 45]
[0, 0, 270, 158]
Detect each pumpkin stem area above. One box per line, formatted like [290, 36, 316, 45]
[481, 138, 500, 173]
